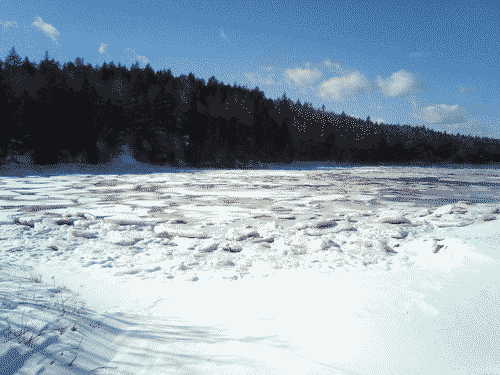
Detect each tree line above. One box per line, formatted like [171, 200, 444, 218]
[1, 46, 499, 170]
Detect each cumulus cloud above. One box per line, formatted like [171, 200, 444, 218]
[422, 116, 492, 138]
[0, 20, 18, 29]
[0, 18, 65, 64]
[317, 71, 374, 102]
[244, 72, 276, 86]
[441, 118, 481, 135]
[412, 103, 468, 125]
[98, 43, 108, 54]
[324, 59, 335, 67]
[284, 67, 322, 86]
[120, 47, 150, 67]
[95, 42, 117, 67]
[377, 70, 422, 97]
[323, 59, 351, 75]
[32, 16, 60, 45]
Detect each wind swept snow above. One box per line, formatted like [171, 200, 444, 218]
[0, 164, 499, 374]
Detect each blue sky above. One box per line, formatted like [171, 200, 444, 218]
[1, 0, 499, 139]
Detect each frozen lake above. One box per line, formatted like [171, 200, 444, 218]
[0, 156, 499, 374]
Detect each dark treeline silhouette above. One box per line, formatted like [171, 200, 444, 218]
[1, 46, 500, 170]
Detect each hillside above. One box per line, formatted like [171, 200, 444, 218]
[1, 47, 499, 170]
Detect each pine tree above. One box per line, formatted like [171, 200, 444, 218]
[4, 47, 22, 67]
[130, 60, 141, 71]
[75, 57, 84, 69]
[208, 76, 218, 86]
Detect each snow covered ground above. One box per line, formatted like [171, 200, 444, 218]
[0, 154, 499, 374]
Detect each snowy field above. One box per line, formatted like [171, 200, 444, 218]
[0, 153, 500, 374]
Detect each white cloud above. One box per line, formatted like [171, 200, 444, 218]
[412, 103, 467, 125]
[0, 20, 18, 29]
[120, 47, 150, 67]
[317, 71, 373, 102]
[323, 59, 349, 75]
[0, 18, 65, 64]
[377, 70, 422, 97]
[98, 43, 108, 54]
[422, 116, 490, 137]
[95, 43, 117, 67]
[31, 16, 60, 45]
[285, 67, 322, 86]
[244, 72, 276, 86]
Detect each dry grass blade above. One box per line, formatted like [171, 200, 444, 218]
[29, 271, 42, 283]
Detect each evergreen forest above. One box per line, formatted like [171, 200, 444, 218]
[1, 47, 500, 170]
